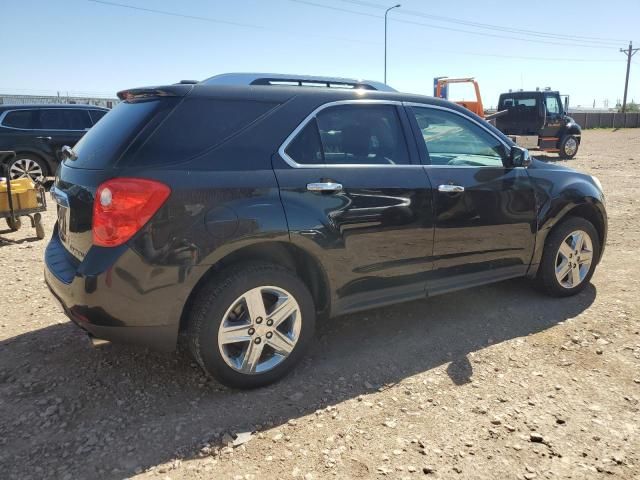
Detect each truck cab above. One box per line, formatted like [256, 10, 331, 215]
[495, 89, 581, 158]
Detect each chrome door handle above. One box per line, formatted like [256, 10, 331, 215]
[36, 136, 52, 141]
[438, 184, 465, 193]
[307, 182, 343, 193]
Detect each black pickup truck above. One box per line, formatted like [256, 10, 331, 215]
[495, 89, 582, 159]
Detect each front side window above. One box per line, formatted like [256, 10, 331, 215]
[411, 107, 506, 167]
[2, 110, 36, 129]
[285, 103, 410, 166]
[545, 95, 560, 115]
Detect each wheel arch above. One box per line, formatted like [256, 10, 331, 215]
[529, 196, 607, 277]
[11, 149, 54, 176]
[178, 241, 331, 334]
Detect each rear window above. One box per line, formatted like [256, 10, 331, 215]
[128, 98, 278, 166]
[2, 110, 37, 129]
[70, 100, 161, 169]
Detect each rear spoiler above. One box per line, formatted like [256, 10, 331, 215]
[117, 84, 193, 101]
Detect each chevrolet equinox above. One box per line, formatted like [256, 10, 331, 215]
[45, 74, 607, 388]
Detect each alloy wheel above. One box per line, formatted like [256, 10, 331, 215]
[217, 286, 302, 374]
[555, 229, 593, 288]
[563, 137, 578, 157]
[9, 158, 44, 182]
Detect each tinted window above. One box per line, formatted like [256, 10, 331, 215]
[316, 105, 409, 165]
[71, 100, 162, 169]
[89, 109, 107, 124]
[545, 95, 560, 114]
[285, 119, 324, 165]
[412, 107, 506, 167]
[130, 98, 278, 166]
[501, 96, 537, 109]
[2, 110, 36, 129]
[39, 109, 92, 130]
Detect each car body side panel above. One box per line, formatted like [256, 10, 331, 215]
[274, 163, 435, 317]
[525, 160, 607, 277]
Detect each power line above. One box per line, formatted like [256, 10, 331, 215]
[619, 41, 639, 112]
[289, 0, 619, 49]
[87, 0, 379, 45]
[341, 0, 630, 46]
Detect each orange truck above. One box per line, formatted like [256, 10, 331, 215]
[433, 77, 485, 117]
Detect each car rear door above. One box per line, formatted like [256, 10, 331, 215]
[38, 108, 92, 161]
[405, 103, 537, 295]
[273, 100, 435, 315]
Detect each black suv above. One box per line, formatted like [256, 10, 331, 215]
[0, 104, 109, 181]
[44, 75, 607, 388]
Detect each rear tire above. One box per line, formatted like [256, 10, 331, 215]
[559, 135, 579, 159]
[536, 216, 599, 297]
[8, 154, 48, 182]
[186, 262, 316, 389]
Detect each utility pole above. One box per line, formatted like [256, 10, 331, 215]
[384, 4, 400, 85]
[620, 41, 639, 112]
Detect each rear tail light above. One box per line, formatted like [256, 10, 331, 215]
[92, 178, 171, 247]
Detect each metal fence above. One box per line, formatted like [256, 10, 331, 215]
[570, 112, 640, 129]
[0, 94, 118, 109]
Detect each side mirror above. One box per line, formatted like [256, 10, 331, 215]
[509, 145, 531, 168]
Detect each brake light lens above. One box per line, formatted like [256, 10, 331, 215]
[92, 178, 171, 247]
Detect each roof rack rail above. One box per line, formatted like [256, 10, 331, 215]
[200, 73, 396, 92]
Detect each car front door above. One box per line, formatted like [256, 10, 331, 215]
[541, 93, 564, 138]
[273, 100, 435, 315]
[406, 104, 537, 295]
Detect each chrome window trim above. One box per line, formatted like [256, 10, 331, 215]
[278, 99, 516, 170]
[402, 101, 514, 169]
[277, 99, 427, 169]
[0, 108, 92, 132]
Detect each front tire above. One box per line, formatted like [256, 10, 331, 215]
[559, 135, 579, 159]
[536, 217, 600, 297]
[186, 263, 316, 389]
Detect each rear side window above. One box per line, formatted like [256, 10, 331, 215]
[2, 110, 37, 129]
[130, 98, 279, 166]
[40, 109, 92, 130]
[89, 109, 108, 124]
[285, 104, 410, 166]
[71, 100, 162, 169]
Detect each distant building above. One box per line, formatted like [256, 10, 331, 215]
[0, 93, 119, 109]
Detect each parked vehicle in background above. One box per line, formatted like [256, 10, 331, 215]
[0, 104, 109, 181]
[433, 77, 485, 117]
[495, 89, 581, 159]
[44, 74, 606, 389]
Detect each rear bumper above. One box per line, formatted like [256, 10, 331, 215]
[44, 231, 182, 351]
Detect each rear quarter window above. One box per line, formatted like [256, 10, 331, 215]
[128, 98, 279, 166]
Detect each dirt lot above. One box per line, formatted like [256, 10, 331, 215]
[1, 129, 639, 480]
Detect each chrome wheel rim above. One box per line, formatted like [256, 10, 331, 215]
[10, 158, 44, 181]
[564, 137, 577, 156]
[218, 286, 301, 374]
[555, 230, 593, 288]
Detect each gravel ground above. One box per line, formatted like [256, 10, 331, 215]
[1, 129, 639, 480]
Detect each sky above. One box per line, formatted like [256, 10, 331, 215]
[2, 0, 639, 109]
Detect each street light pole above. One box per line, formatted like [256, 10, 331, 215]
[384, 3, 401, 84]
